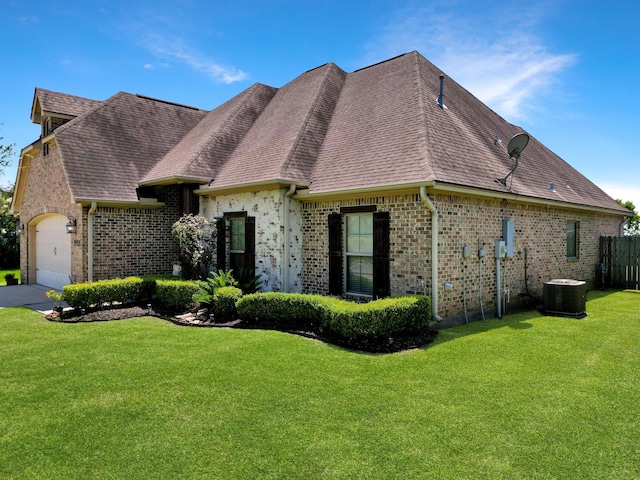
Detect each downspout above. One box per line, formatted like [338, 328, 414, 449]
[420, 186, 443, 322]
[283, 184, 296, 292]
[88, 202, 97, 282]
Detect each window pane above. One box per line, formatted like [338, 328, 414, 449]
[567, 221, 576, 258]
[347, 256, 373, 295]
[230, 218, 245, 251]
[346, 214, 373, 254]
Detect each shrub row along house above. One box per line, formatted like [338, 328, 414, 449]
[12, 51, 628, 322]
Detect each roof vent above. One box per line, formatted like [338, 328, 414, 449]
[550, 182, 555, 192]
[437, 74, 447, 109]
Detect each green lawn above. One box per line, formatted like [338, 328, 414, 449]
[1, 291, 639, 479]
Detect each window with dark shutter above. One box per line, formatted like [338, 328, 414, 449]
[216, 217, 226, 271]
[373, 211, 390, 298]
[222, 213, 255, 274]
[328, 208, 390, 298]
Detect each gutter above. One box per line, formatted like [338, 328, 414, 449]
[283, 184, 296, 292]
[88, 202, 97, 282]
[420, 186, 443, 322]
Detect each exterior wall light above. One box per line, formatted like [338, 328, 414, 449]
[16, 223, 25, 236]
[66, 216, 77, 234]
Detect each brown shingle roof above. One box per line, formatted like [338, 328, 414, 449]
[141, 83, 278, 186]
[36, 51, 626, 214]
[31, 88, 102, 122]
[209, 63, 346, 188]
[55, 93, 207, 202]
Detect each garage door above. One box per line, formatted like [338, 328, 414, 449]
[36, 215, 71, 290]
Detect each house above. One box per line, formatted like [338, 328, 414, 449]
[12, 51, 628, 322]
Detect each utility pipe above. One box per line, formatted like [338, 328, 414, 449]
[88, 202, 97, 282]
[283, 184, 296, 293]
[420, 186, 443, 322]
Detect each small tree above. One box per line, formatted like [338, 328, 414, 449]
[0, 186, 19, 269]
[0, 123, 15, 178]
[171, 214, 216, 279]
[616, 199, 640, 236]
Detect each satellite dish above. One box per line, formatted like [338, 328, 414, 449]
[494, 132, 530, 188]
[507, 133, 529, 159]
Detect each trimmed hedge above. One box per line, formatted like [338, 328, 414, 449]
[64, 277, 145, 308]
[63, 276, 200, 311]
[236, 293, 431, 339]
[155, 279, 201, 311]
[212, 286, 243, 321]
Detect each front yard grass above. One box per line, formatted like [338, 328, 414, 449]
[1, 290, 639, 479]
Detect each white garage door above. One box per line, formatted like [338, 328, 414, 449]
[36, 215, 71, 290]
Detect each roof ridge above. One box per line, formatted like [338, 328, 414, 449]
[180, 83, 277, 177]
[135, 94, 203, 111]
[413, 53, 439, 181]
[278, 63, 345, 180]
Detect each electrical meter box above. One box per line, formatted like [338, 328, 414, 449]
[502, 219, 515, 257]
[495, 240, 507, 258]
[462, 245, 471, 258]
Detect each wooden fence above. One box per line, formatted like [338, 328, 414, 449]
[600, 236, 640, 290]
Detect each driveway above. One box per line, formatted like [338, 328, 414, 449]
[0, 284, 69, 313]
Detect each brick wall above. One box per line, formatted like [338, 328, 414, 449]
[18, 142, 183, 284]
[86, 186, 182, 280]
[300, 191, 621, 320]
[18, 143, 84, 284]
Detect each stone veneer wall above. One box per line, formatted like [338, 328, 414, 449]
[17, 143, 84, 284]
[201, 189, 303, 292]
[86, 185, 182, 280]
[300, 191, 621, 320]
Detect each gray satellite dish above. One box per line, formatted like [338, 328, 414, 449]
[494, 133, 530, 188]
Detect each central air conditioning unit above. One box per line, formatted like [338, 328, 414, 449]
[543, 279, 587, 318]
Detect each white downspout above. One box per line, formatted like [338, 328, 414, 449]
[283, 184, 296, 292]
[420, 186, 443, 322]
[88, 202, 97, 282]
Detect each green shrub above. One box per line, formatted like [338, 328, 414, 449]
[192, 270, 237, 309]
[236, 292, 331, 329]
[325, 295, 431, 340]
[236, 292, 431, 340]
[212, 286, 243, 321]
[64, 277, 145, 309]
[156, 279, 201, 311]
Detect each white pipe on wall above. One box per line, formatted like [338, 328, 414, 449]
[88, 202, 97, 282]
[420, 186, 443, 322]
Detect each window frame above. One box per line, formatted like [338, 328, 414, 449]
[343, 212, 374, 297]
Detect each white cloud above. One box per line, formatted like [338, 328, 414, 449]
[363, 2, 576, 121]
[599, 182, 640, 209]
[141, 34, 246, 84]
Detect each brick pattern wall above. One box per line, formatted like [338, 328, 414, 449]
[18, 143, 183, 284]
[87, 186, 182, 280]
[202, 189, 303, 292]
[18, 143, 84, 284]
[301, 191, 621, 320]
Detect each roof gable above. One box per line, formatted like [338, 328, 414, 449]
[55, 92, 207, 202]
[141, 83, 278, 186]
[31, 88, 102, 123]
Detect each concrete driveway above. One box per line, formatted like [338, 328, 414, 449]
[0, 284, 69, 313]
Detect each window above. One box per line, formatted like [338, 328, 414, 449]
[567, 221, 578, 259]
[328, 208, 389, 298]
[217, 213, 255, 273]
[345, 213, 374, 295]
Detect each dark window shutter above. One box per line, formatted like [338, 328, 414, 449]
[328, 213, 343, 295]
[216, 217, 226, 271]
[244, 216, 256, 272]
[373, 211, 390, 298]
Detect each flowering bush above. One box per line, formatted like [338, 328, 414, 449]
[171, 214, 216, 279]
[45, 290, 65, 309]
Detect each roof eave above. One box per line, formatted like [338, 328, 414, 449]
[73, 197, 167, 209]
[138, 175, 212, 187]
[195, 179, 311, 196]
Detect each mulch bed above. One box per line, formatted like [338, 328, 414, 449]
[47, 304, 437, 353]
